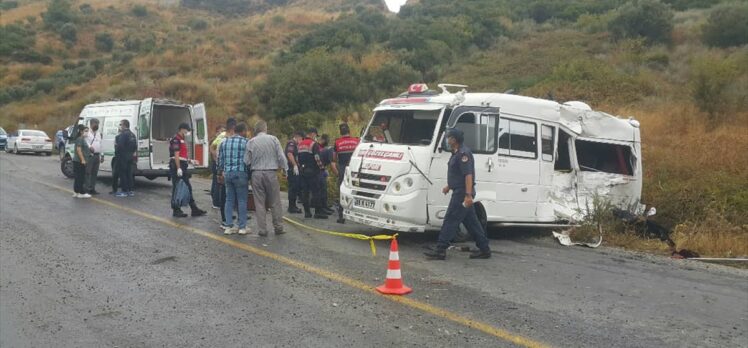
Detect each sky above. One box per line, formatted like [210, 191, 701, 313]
[384, 0, 408, 13]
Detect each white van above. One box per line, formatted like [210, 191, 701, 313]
[340, 84, 644, 235]
[61, 99, 209, 179]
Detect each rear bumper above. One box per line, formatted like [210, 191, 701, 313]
[16, 143, 53, 152]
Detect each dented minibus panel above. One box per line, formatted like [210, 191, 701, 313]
[340, 84, 645, 232]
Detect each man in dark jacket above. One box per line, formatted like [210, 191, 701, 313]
[114, 119, 137, 197]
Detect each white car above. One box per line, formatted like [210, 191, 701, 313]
[6, 129, 54, 156]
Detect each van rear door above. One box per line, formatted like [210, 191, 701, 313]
[138, 98, 153, 170]
[191, 103, 209, 168]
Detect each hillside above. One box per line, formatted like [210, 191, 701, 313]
[0, 0, 746, 257]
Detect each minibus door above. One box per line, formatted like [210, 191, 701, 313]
[138, 98, 153, 170]
[191, 103, 209, 167]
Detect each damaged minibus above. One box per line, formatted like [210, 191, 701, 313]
[340, 84, 644, 235]
[61, 99, 209, 179]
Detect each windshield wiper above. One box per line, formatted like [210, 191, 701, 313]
[407, 146, 432, 186]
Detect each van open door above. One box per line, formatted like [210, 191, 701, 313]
[191, 103, 209, 168]
[138, 98, 153, 171]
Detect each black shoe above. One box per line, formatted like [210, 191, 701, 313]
[313, 213, 328, 219]
[173, 210, 188, 218]
[304, 212, 312, 218]
[288, 206, 302, 214]
[424, 249, 446, 260]
[336, 218, 345, 224]
[191, 208, 207, 217]
[469, 249, 492, 259]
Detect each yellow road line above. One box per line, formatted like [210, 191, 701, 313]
[34, 179, 549, 348]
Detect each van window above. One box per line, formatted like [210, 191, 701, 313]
[499, 118, 537, 159]
[103, 118, 118, 138]
[454, 112, 498, 154]
[555, 130, 572, 171]
[541, 125, 555, 162]
[138, 113, 150, 140]
[575, 139, 634, 175]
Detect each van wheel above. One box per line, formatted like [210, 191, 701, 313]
[453, 202, 488, 243]
[60, 155, 75, 178]
[145, 175, 158, 180]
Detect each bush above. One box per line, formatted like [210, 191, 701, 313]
[0, 24, 35, 58]
[43, 0, 77, 31]
[59, 22, 77, 45]
[702, 3, 748, 48]
[608, 0, 674, 44]
[95, 32, 114, 52]
[20, 68, 43, 81]
[690, 55, 739, 122]
[79, 3, 93, 14]
[187, 18, 208, 31]
[131, 5, 147, 17]
[0, 1, 18, 10]
[662, 0, 719, 10]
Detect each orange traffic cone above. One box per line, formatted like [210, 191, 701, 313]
[376, 238, 412, 295]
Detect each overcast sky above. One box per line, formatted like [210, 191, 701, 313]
[384, 0, 408, 13]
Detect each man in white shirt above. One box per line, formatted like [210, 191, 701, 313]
[85, 118, 103, 195]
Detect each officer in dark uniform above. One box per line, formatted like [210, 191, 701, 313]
[424, 128, 491, 260]
[285, 131, 304, 214]
[332, 123, 360, 224]
[297, 128, 327, 219]
[170, 123, 207, 218]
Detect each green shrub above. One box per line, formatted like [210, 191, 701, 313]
[20, 68, 43, 81]
[0, 1, 18, 10]
[95, 32, 114, 52]
[690, 55, 739, 122]
[123, 36, 141, 51]
[59, 22, 77, 45]
[0, 24, 35, 58]
[608, 0, 674, 44]
[42, 0, 77, 31]
[79, 3, 93, 14]
[188, 18, 208, 31]
[131, 5, 147, 17]
[702, 3, 748, 48]
[662, 0, 719, 10]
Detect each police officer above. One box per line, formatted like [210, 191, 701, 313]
[317, 134, 335, 215]
[170, 123, 207, 218]
[285, 131, 304, 214]
[297, 128, 327, 219]
[424, 128, 491, 260]
[332, 123, 360, 224]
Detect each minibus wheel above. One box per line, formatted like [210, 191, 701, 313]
[60, 154, 74, 178]
[454, 202, 488, 242]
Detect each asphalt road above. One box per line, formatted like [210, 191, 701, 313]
[1, 153, 746, 348]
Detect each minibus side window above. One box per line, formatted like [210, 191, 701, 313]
[498, 118, 537, 159]
[541, 125, 555, 162]
[138, 113, 150, 140]
[454, 112, 498, 154]
[555, 131, 572, 171]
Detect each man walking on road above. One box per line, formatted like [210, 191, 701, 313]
[332, 123, 359, 224]
[170, 123, 207, 218]
[85, 118, 102, 195]
[298, 128, 328, 219]
[245, 121, 288, 236]
[114, 120, 137, 197]
[219, 122, 249, 234]
[285, 131, 304, 214]
[424, 128, 491, 260]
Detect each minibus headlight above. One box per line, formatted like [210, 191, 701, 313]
[393, 182, 402, 192]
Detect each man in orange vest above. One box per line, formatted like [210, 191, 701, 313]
[332, 123, 360, 223]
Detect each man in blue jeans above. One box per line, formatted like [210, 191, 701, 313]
[218, 122, 250, 235]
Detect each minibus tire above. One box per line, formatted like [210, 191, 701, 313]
[60, 155, 75, 178]
[453, 202, 488, 243]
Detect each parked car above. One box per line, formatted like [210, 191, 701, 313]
[0, 127, 7, 151]
[6, 129, 53, 155]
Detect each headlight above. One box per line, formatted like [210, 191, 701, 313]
[393, 182, 401, 192]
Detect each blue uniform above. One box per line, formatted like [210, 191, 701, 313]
[436, 145, 490, 251]
[285, 140, 302, 210]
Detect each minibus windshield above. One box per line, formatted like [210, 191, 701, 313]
[363, 109, 441, 146]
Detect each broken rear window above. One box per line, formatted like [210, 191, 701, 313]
[575, 140, 634, 175]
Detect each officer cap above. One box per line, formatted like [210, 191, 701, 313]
[178, 122, 192, 131]
[307, 127, 318, 135]
[446, 128, 464, 144]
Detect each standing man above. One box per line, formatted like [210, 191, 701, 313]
[317, 134, 335, 215]
[245, 121, 288, 236]
[332, 123, 360, 224]
[219, 123, 249, 235]
[85, 118, 102, 195]
[170, 123, 207, 218]
[297, 128, 327, 219]
[285, 131, 304, 214]
[213, 118, 236, 224]
[210, 124, 226, 209]
[55, 129, 65, 158]
[424, 128, 491, 260]
[114, 119, 137, 198]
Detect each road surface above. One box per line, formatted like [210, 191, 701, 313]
[1, 153, 746, 347]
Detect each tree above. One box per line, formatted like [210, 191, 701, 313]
[608, 0, 674, 44]
[59, 22, 77, 45]
[95, 32, 114, 52]
[0, 24, 35, 57]
[702, 3, 748, 48]
[42, 0, 77, 30]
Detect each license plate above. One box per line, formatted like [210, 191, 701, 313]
[354, 198, 375, 210]
[33, 145, 43, 149]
